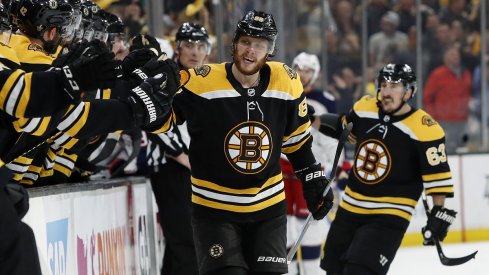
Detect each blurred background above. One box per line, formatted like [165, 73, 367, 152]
[97, 0, 489, 155]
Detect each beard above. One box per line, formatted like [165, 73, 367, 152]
[232, 51, 267, 76]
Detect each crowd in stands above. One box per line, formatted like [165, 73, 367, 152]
[111, 0, 488, 154]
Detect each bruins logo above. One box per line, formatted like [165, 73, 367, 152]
[209, 244, 224, 258]
[283, 64, 297, 80]
[224, 121, 272, 174]
[28, 43, 45, 52]
[422, 115, 437, 127]
[194, 65, 211, 77]
[353, 139, 391, 185]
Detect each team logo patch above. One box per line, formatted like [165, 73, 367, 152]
[283, 64, 297, 80]
[48, 0, 57, 9]
[353, 139, 391, 184]
[422, 115, 437, 127]
[209, 244, 224, 258]
[194, 65, 211, 77]
[224, 121, 272, 174]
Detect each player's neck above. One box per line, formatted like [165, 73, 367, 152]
[231, 64, 260, 88]
[392, 102, 412, 116]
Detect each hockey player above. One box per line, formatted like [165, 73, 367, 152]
[153, 10, 334, 275]
[146, 22, 210, 275]
[317, 64, 456, 275]
[282, 52, 339, 275]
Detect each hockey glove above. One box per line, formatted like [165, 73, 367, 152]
[422, 205, 457, 245]
[127, 74, 172, 129]
[53, 40, 90, 67]
[122, 48, 158, 78]
[55, 51, 122, 100]
[129, 34, 162, 55]
[296, 163, 334, 220]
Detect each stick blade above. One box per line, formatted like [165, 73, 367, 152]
[439, 250, 478, 266]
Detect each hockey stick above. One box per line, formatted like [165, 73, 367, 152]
[421, 192, 477, 266]
[287, 122, 353, 264]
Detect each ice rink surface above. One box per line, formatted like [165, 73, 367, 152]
[389, 241, 488, 275]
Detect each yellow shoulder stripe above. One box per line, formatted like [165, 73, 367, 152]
[399, 110, 445, 141]
[267, 61, 303, 99]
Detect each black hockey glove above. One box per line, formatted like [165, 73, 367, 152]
[127, 74, 172, 129]
[57, 50, 123, 99]
[5, 183, 29, 219]
[53, 40, 90, 67]
[122, 48, 157, 78]
[422, 205, 457, 245]
[129, 34, 162, 55]
[296, 163, 334, 220]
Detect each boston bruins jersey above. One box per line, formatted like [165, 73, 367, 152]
[339, 96, 453, 222]
[155, 62, 316, 222]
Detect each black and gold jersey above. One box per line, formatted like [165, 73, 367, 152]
[156, 62, 316, 222]
[338, 96, 454, 222]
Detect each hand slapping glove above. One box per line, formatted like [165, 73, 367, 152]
[126, 72, 177, 131]
[296, 163, 334, 220]
[56, 45, 123, 100]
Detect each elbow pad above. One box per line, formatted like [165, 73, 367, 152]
[318, 113, 340, 137]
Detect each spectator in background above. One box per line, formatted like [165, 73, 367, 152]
[393, 25, 417, 68]
[329, 67, 362, 114]
[359, 0, 390, 37]
[368, 11, 408, 68]
[423, 45, 472, 153]
[426, 23, 452, 74]
[393, 0, 416, 34]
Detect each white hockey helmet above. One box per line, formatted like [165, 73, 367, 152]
[292, 52, 321, 86]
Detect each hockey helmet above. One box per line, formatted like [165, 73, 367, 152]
[10, 0, 75, 42]
[233, 10, 277, 55]
[377, 63, 417, 98]
[175, 22, 210, 55]
[292, 52, 321, 86]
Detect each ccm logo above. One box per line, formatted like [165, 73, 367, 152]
[305, 171, 325, 181]
[257, 256, 286, 263]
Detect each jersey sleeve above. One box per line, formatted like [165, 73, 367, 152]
[0, 69, 73, 118]
[282, 90, 316, 169]
[415, 126, 454, 197]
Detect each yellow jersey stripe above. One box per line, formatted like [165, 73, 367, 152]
[282, 135, 311, 154]
[283, 121, 310, 142]
[191, 173, 283, 195]
[340, 200, 412, 221]
[422, 172, 452, 182]
[345, 186, 418, 206]
[192, 191, 285, 213]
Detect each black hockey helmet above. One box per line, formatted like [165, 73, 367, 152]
[377, 63, 417, 98]
[89, 4, 107, 42]
[10, 0, 75, 41]
[176, 22, 209, 43]
[233, 10, 277, 54]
